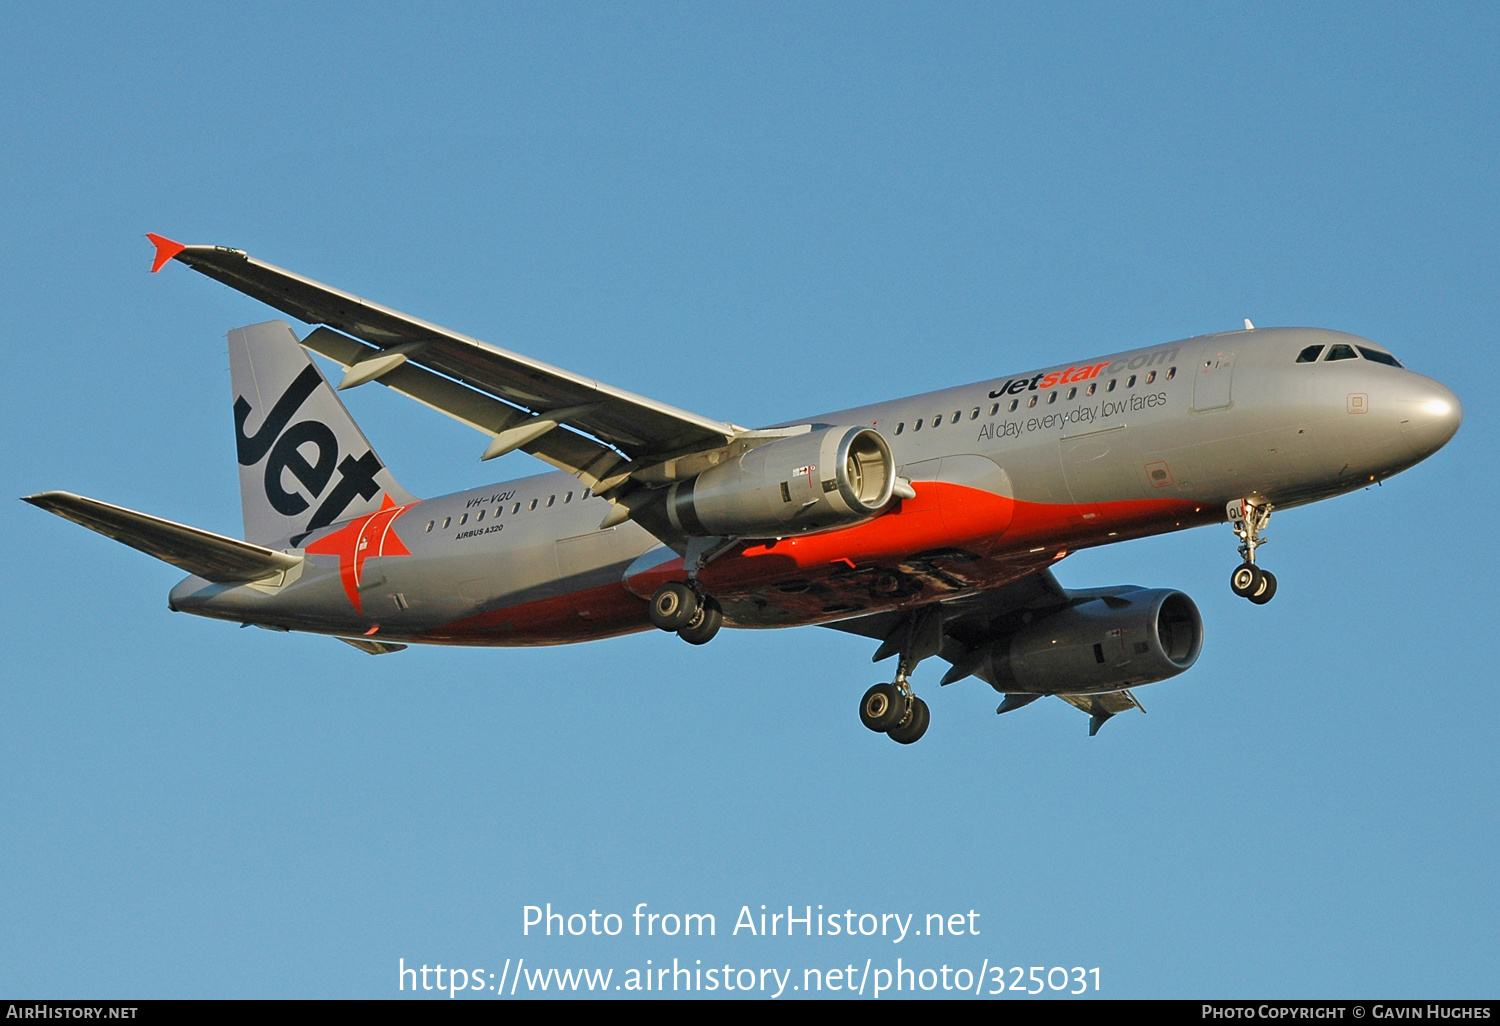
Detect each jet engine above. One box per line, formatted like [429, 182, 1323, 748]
[663, 426, 896, 538]
[976, 588, 1203, 695]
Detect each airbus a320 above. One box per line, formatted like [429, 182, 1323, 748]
[24, 235, 1463, 742]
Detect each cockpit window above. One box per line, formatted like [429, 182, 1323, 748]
[1296, 345, 1324, 363]
[1324, 344, 1359, 361]
[1357, 346, 1403, 368]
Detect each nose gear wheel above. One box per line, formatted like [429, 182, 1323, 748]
[1227, 498, 1277, 604]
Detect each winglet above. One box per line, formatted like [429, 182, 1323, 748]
[146, 233, 186, 273]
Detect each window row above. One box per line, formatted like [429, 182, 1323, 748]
[424, 488, 592, 532]
[892, 367, 1176, 434]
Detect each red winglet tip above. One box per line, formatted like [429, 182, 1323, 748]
[146, 233, 186, 273]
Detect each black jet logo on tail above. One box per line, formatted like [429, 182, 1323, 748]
[234, 365, 383, 540]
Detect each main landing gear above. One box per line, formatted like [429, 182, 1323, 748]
[857, 606, 941, 744]
[647, 537, 737, 645]
[648, 582, 723, 645]
[1227, 497, 1277, 605]
[860, 682, 930, 744]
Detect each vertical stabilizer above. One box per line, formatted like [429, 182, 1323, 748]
[229, 320, 416, 546]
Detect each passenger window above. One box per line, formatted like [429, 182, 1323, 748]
[1046, 391, 1057, 404]
[895, 422, 904, 435]
[565, 491, 573, 502]
[1145, 371, 1156, 384]
[442, 517, 451, 529]
[511, 503, 520, 514]
[933, 414, 942, 427]
[529, 499, 538, 510]
[1166, 366, 1176, 380]
[1008, 399, 1018, 412]
[1296, 345, 1325, 363]
[1127, 375, 1136, 388]
[1358, 346, 1403, 368]
[1027, 395, 1038, 408]
[914, 418, 923, 431]
[989, 404, 999, 415]
[1087, 383, 1096, 396]
[970, 407, 979, 420]
[547, 495, 555, 507]
[425, 520, 434, 532]
[1107, 379, 1117, 392]
[477, 509, 485, 521]
[1325, 344, 1358, 361]
[1066, 387, 1076, 400]
[459, 514, 468, 525]
[953, 410, 961, 422]
[583, 489, 591, 499]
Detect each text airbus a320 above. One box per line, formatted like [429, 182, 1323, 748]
[25, 235, 1463, 742]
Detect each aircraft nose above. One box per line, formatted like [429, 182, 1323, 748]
[1395, 377, 1462, 459]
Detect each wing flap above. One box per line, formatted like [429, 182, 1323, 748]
[1059, 689, 1145, 736]
[299, 327, 624, 485]
[24, 491, 302, 584]
[164, 243, 737, 459]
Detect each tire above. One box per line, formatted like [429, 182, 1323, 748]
[859, 683, 906, 732]
[677, 598, 723, 645]
[888, 697, 930, 744]
[1248, 569, 1277, 605]
[649, 583, 699, 631]
[1230, 562, 1262, 598]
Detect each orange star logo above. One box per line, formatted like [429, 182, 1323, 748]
[304, 495, 416, 613]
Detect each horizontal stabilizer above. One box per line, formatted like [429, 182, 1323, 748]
[23, 491, 302, 584]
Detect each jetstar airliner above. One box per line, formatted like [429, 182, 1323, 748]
[24, 235, 1463, 741]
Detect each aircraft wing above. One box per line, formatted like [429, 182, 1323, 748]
[23, 491, 302, 584]
[294, 326, 630, 490]
[827, 568, 1152, 735]
[149, 236, 739, 474]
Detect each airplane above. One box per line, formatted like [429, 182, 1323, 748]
[23, 234, 1463, 742]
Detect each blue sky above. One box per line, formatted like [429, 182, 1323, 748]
[1, 3, 1495, 998]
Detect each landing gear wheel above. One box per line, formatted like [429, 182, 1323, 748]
[888, 696, 930, 744]
[859, 683, 906, 732]
[1248, 569, 1277, 605]
[1230, 562, 1263, 598]
[677, 598, 723, 645]
[649, 583, 700, 631]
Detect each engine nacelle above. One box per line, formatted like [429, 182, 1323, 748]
[978, 588, 1203, 695]
[664, 426, 896, 538]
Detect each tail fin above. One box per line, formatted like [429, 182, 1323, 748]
[229, 321, 416, 545]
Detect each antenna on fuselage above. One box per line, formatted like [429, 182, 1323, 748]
[1244, 319, 1256, 330]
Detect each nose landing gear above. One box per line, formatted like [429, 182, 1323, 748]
[1227, 498, 1277, 604]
